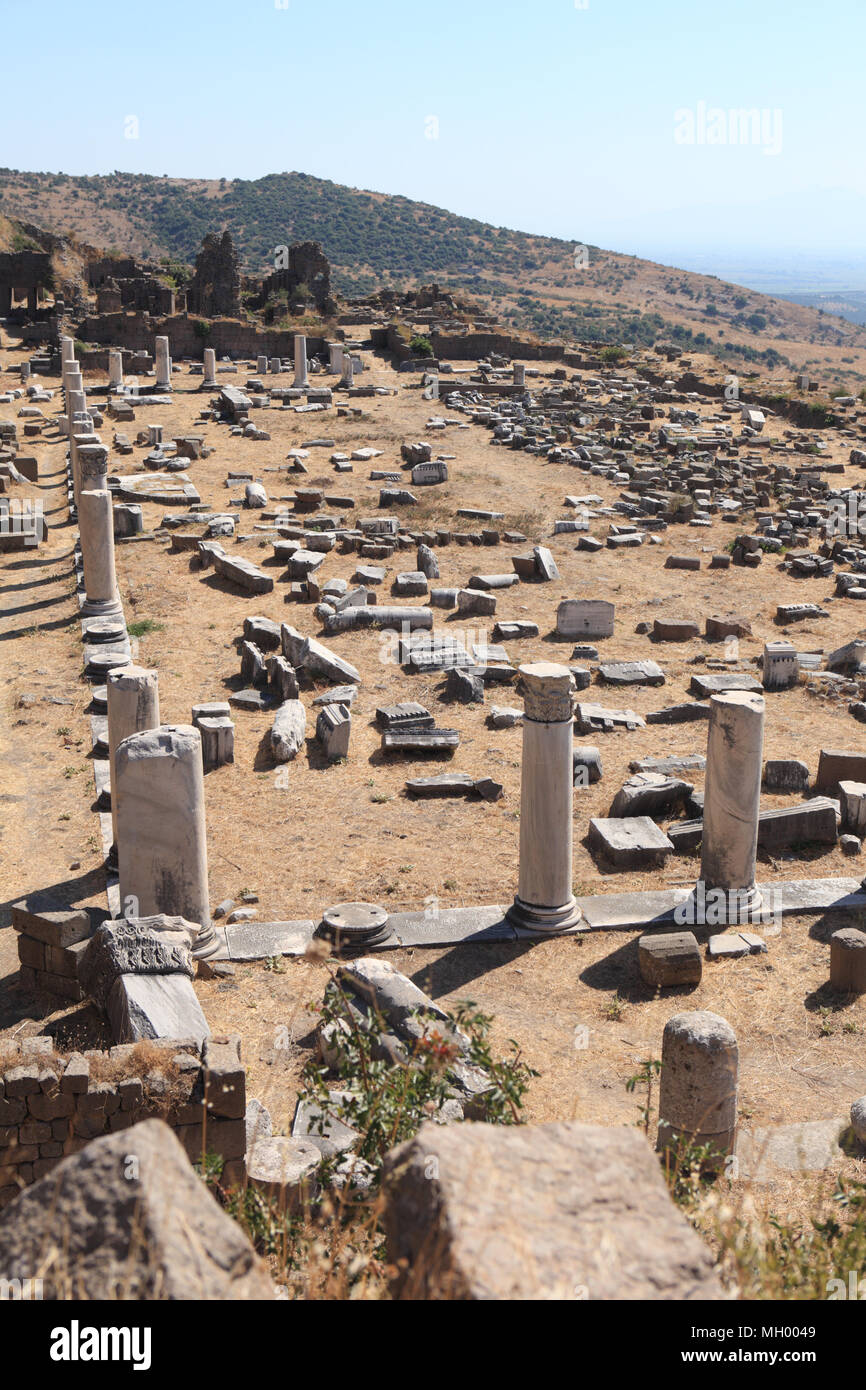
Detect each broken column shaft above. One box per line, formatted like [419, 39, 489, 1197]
[79, 488, 122, 619]
[507, 662, 581, 932]
[699, 690, 765, 921]
[115, 724, 218, 959]
[154, 335, 172, 391]
[293, 334, 309, 388]
[657, 1010, 739, 1166]
[106, 665, 160, 858]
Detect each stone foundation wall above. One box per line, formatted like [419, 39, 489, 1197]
[0, 1035, 246, 1209]
[77, 311, 326, 362]
[429, 330, 565, 362]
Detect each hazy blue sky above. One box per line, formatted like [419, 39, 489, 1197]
[3, 0, 865, 282]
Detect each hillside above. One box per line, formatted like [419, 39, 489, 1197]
[3, 167, 866, 388]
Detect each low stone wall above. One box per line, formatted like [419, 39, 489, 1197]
[0, 1034, 246, 1209]
[13, 904, 93, 1002]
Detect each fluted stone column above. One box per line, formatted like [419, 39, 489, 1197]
[699, 691, 765, 921]
[116, 724, 217, 958]
[507, 662, 581, 932]
[79, 488, 122, 619]
[107, 666, 160, 859]
[657, 1010, 738, 1166]
[339, 349, 354, 388]
[108, 350, 124, 392]
[513, 363, 525, 387]
[327, 341, 342, 373]
[257, 354, 268, 374]
[293, 334, 309, 388]
[154, 335, 172, 391]
[202, 347, 217, 388]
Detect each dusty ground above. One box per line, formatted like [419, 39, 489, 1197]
[1, 334, 865, 1166]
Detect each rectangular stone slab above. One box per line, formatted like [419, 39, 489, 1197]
[388, 906, 517, 947]
[646, 703, 710, 724]
[598, 660, 665, 687]
[224, 920, 316, 960]
[576, 878, 866, 930]
[382, 729, 460, 752]
[689, 672, 763, 698]
[757, 798, 838, 849]
[735, 1118, 850, 1182]
[405, 774, 476, 797]
[575, 702, 645, 733]
[556, 599, 615, 638]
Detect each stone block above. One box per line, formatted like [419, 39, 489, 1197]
[588, 817, 674, 868]
[638, 933, 702, 988]
[107, 973, 210, 1046]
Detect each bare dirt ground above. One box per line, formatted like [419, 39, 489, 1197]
[1, 336, 865, 1166]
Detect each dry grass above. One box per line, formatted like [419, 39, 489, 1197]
[2, 340, 866, 1298]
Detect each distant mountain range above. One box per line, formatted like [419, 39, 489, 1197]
[3, 166, 866, 385]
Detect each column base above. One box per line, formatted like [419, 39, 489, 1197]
[155, 382, 173, 393]
[192, 922, 222, 961]
[82, 595, 125, 621]
[200, 380, 218, 390]
[506, 895, 583, 934]
[685, 883, 763, 927]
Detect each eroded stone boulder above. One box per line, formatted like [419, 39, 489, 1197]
[0, 1119, 273, 1299]
[382, 1120, 724, 1300]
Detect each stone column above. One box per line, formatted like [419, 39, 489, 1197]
[77, 441, 109, 493]
[699, 690, 765, 921]
[830, 928, 866, 993]
[339, 350, 354, 388]
[257, 354, 268, 374]
[108, 350, 124, 392]
[106, 666, 160, 859]
[66, 383, 85, 430]
[507, 663, 581, 932]
[513, 363, 525, 387]
[657, 1010, 738, 1166]
[293, 334, 309, 388]
[69, 424, 97, 509]
[202, 347, 217, 388]
[154, 335, 172, 391]
[327, 341, 342, 373]
[115, 724, 218, 958]
[79, 488, 122, 619]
